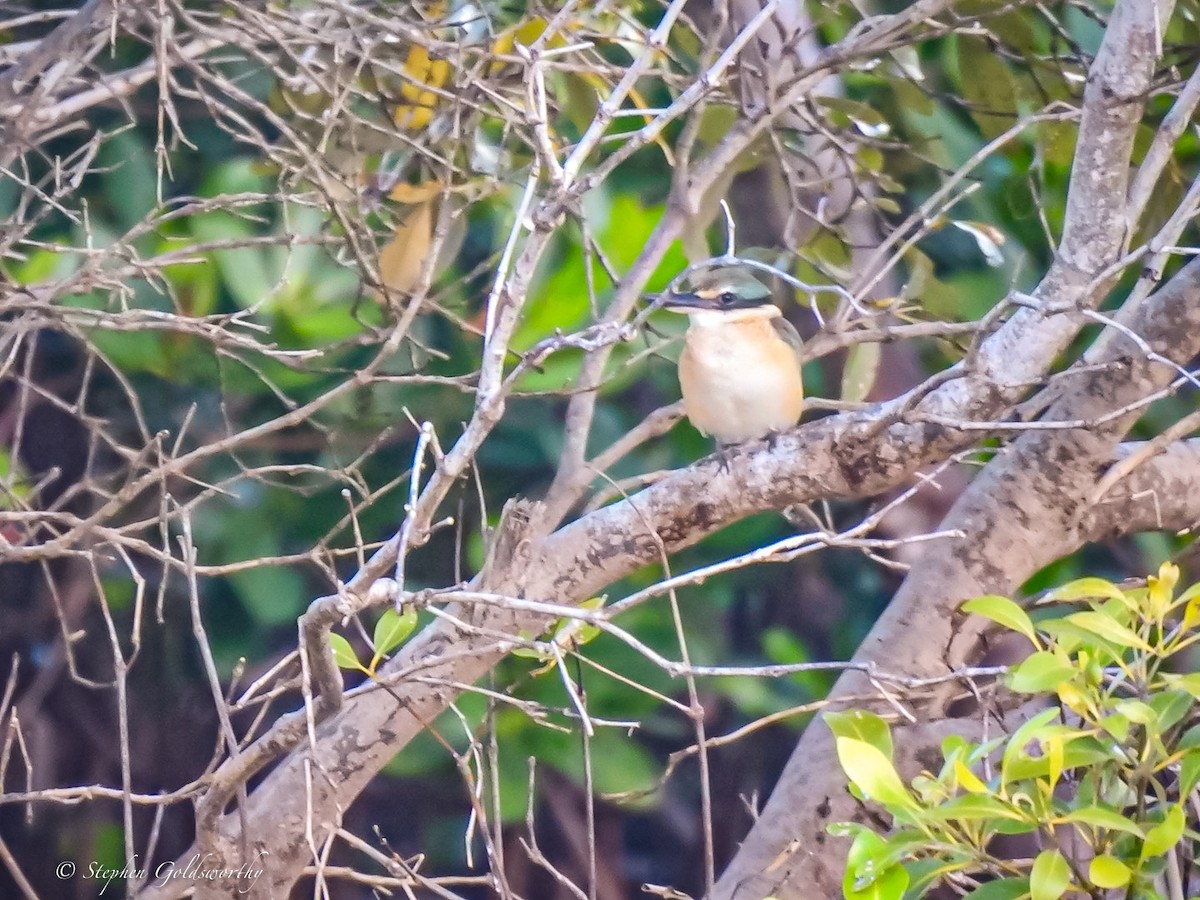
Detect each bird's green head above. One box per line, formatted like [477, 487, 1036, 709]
[660, 267, 773, 313]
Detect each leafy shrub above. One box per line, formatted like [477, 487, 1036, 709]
[832, 563, 1200, 900]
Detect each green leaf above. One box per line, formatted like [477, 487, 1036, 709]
[891, 78, 934, 117]
[510, 644, 551, 660]
[1088, 855, 1131, 889]
[1004, 733, 1113, 782]
[847, 863, 907, 900]
[925, 794, 1027, 823]
[1164, 672, 1200, 700]
[872, 196, 902, 215]
[584, 729, 660, 797]
[909, 772, 944, 805]
[963, 878, 1030, 900]
[1148, 689, 1194, 731]
[841, 342, 882, 404]
[1009, 651, 1077, 693]
[1042, 576, 1131, 607]
[842, 828, 909, 899]
[835, 738, 915, 812]
[329, 633, 361, 671]
[517, 193, 684, 358]
[1029, 848, 1071, 900]
[991, 817, 1040, 836]
[1113, 699, 1156, 725]
[1099, 715, 1128, 744]
[1045, 733, 1064, 790]
[162, 251, 219, 317]
[98, 130, 159, 231]
[1058, 806, 1143, 836]
[1180, 721, 1200, 749]
[1037, 120, 1077, 168]
[962, 595, 1040, 647]
[696, 103, 737, 146]
[827, 822, 869, 839]
[956, 35, 1019, 140]
[1064, 610, 1151, 651]
[843, 826, 886, 887]
[863, 828, 934, 873]
[940, 733, 969, 764]
[549, 595, 606, 651]
[1180, 752, 1200, 795]
[373, 606, 419, 657]
[1000, 708, 1058, 785]
[226, 561, 307, 626]
[1035, 620, 1086, 653]
[6, 246, 64, 284]
[191, 209, 278, 310]
[1142, 804, 1185, 858]
[817, 95, 890, 138]
[825, 710, 893, 759]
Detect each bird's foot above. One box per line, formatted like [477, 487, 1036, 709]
[714, 442, 735, 473]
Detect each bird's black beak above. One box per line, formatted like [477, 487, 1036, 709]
[659, 291, 711, 311]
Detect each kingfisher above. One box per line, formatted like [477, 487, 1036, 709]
[662, 268, 805, 445]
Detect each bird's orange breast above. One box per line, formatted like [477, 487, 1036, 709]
[678, 317, 804, 443]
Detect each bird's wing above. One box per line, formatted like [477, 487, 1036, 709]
[771, 315, 804, 366]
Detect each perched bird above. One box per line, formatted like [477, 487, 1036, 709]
[663, 268, 805, 444]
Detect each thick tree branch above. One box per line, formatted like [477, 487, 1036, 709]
[1081, 438, 1200, 540]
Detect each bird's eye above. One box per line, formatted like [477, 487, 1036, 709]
[719, 291, 737, 306]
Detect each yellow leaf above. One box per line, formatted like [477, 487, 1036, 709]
[428, 58, 450, 87]
[401, 45, 450, 91]
[1056, 681, 1093, 718]
[395, 45, 451, 130]
[379, 200, 434, 294]
[395, 104, 433, 130]
[954, 759, 988, 794]
[513, 16, 552, 46]
[490, 17, 553, 74]
[1047, 734, 1064, 791]
[389, 180, 444, 204]
[1183, 594, 1200, 631]
[1147, 561, 1179, 621]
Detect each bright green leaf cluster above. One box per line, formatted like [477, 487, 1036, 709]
[832, 563, 1200, 899]
[510, 595, 606, 676]
[330, 605, 419, 677]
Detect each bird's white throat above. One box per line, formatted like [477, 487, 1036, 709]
[683, 305, 783, 327]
